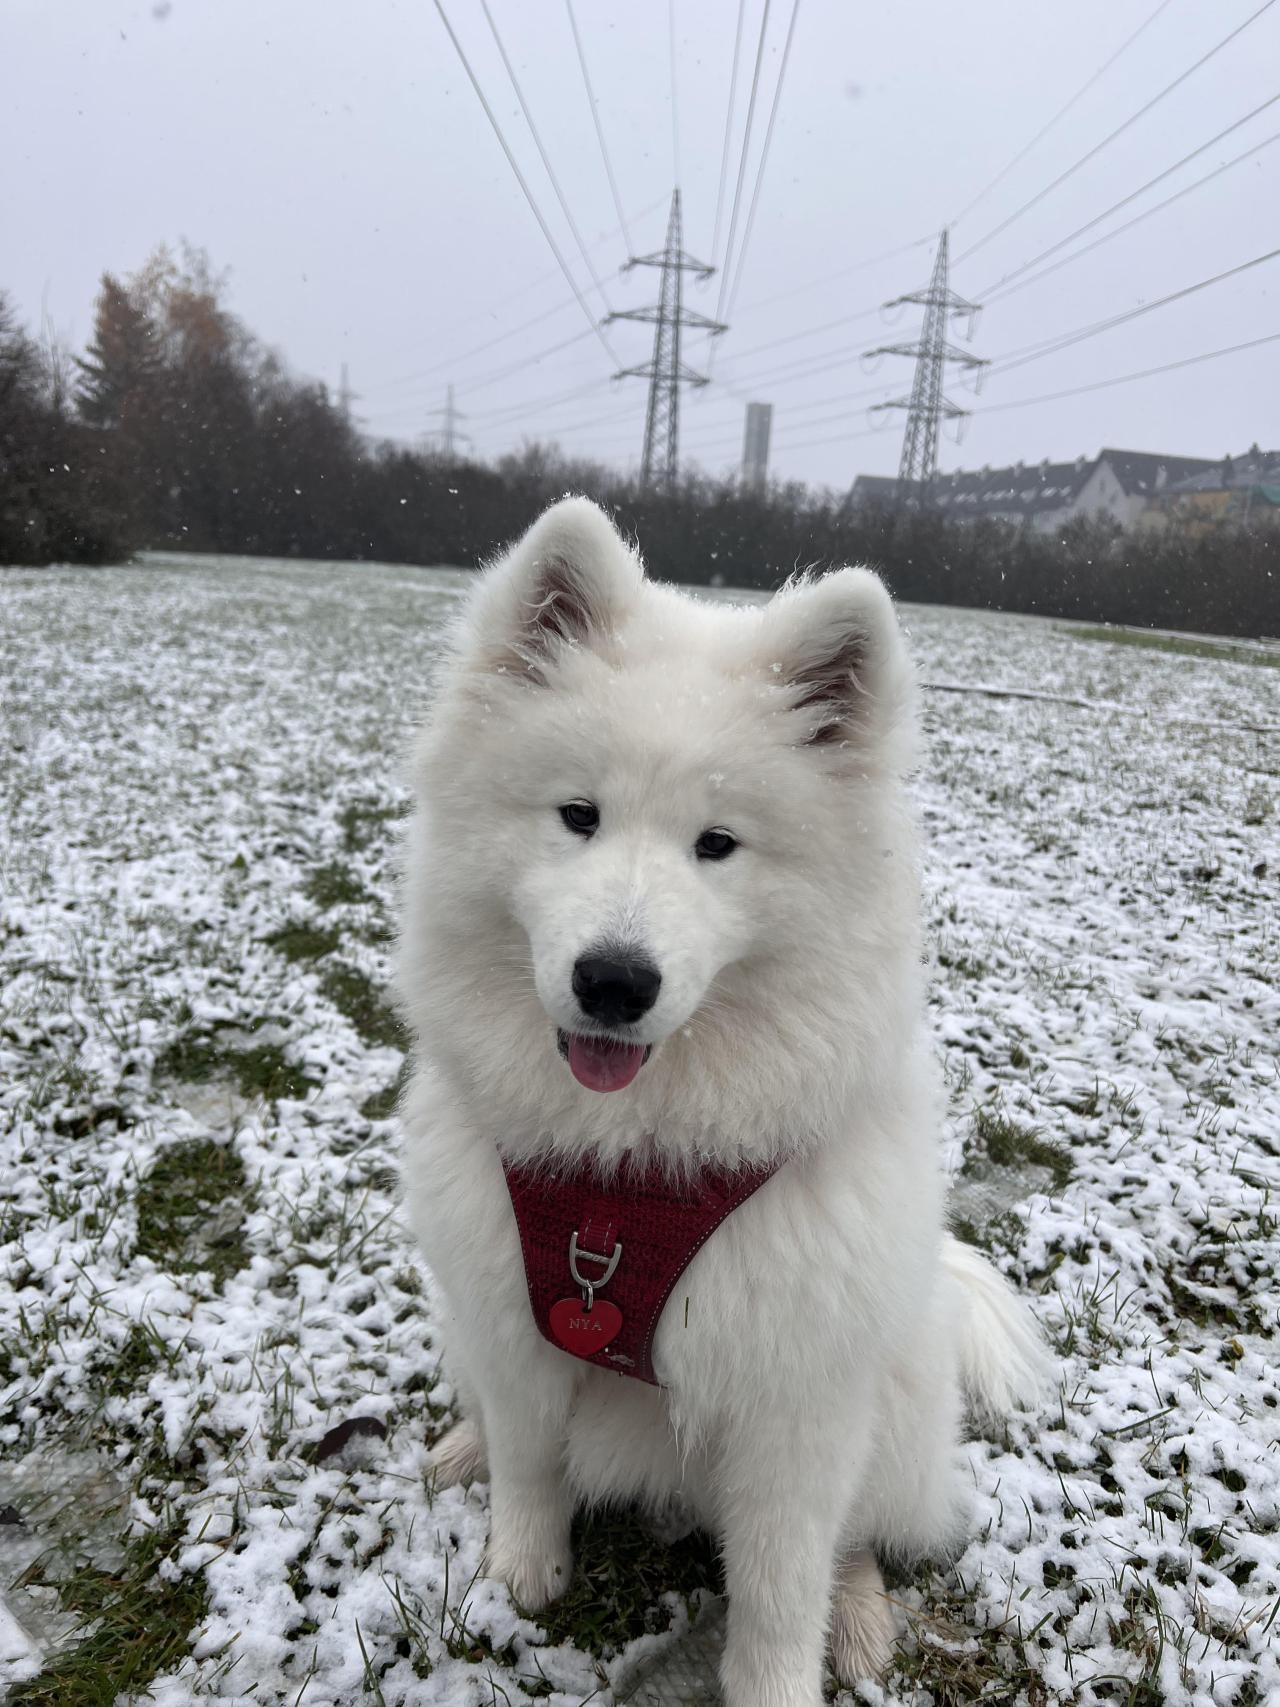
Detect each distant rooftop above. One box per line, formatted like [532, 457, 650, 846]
[850, 447, 1220, 517]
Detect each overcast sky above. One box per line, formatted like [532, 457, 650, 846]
[6, 0, 1277, 490]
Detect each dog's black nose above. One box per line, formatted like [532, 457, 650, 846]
[572, 954, 662, 1027]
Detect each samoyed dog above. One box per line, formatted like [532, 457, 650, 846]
[397, 497, 1047, 1704]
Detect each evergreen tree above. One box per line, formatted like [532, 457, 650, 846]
[75, 273, 159, 429]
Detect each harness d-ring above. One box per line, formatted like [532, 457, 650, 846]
[569, 1229, 622, 1311]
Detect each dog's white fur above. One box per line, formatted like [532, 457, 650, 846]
[397, 497, 1049, 1706]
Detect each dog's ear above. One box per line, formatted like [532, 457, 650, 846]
[758, 567, 916, 762]
[468, 496, 642, 680]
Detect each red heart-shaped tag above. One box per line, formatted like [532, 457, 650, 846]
[550, 1296, 623, 1356]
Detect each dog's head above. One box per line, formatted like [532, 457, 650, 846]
[406, 496, 918, 1106]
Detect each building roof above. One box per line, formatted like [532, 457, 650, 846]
[931, 457, 1096, 519]
[1095, 447, 1218, 496]
[1162, 444, 1280, 495]
[850, 447, 1220, 518]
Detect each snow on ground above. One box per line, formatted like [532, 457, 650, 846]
[0, 555, 1277, 1706]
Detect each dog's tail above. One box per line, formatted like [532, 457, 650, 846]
[942, 1236, 1053, 1420]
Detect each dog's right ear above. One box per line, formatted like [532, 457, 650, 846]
[466, 497, 642, 681]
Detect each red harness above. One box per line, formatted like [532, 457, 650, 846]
[502, 1153, 780, 1385]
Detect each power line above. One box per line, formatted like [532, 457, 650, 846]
[478, 0, 615, 316]
[366, 193, 668, 388]
[722, 0, 803, 323]
[976, 331, 1280, 414]
[432, 0, 618, 367]
[669, 0, 681, 187]
[467, 377, 607, 426]
[711, 0, 749, 263]
[448, 327, 598, 397]
[716, 0, 774, 323]
[950, 0, 1177, 229]
[955, 0, 1279, 265]
[368, 296, 578, 398]
[722, 302, 883, 365]
[364, 331, 599, 426]
[984, 127, 1280, 308]
[734, 234, 933, 316]
[489, 401, 638, 441]
[565, 0, 632, 254]
[679, 386, 898, 455]
[720, 335, 889, 390]
[978, 91, 1280, 300]
[986, 244, 1280, 377]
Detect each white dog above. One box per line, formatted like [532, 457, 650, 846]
[397, 497, 1047, 1706]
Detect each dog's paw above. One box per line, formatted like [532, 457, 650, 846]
[427, 1417, 487, 1487]
[829, 1549, 894, 1685]
[484, 1533, 573, 1612]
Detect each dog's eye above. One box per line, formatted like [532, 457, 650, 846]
[559, 800, 600, 837]
[695, 828, 737, 862]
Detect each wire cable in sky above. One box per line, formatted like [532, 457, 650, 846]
[371, 297, 579, 397]
[954, 0, 1279, 265]
[468, 376, 611, 426]
[950, 0, 1177, 230]
[711, 0, 749, 263]
[363, 194, 667, 397]
[734, 234, 934, 316]
[564, 0, 633, 255]
[669, 0, 681, 188]
[726, 302, 883, 365]
[722, 0, 803, 324]
[977, 90, 1280, 300]
[976, 331, 1280, 414]
[987, 245, 1280, 375]
[984, 127, 1280, 308]
[478, 0, 615, 316]
[432, 0, 618, 368]
[365, 329, 599, 425]
[728, 230, 1277, 391]
[716, 0, 774, 320]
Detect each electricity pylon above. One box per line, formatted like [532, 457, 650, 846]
[606, 189, 726, 489]
[425, 385, 470, 458]
[867, 230, 986, 502]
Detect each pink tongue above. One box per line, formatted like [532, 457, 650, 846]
[567, 1034, 647, 1093]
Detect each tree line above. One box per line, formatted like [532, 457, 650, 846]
[2, 247, 1275, 639]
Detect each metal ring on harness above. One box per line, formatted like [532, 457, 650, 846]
[568, 1230, 622, 1311]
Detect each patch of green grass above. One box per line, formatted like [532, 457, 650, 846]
[265, 920, 340, 962]
[964, 1105, 1072, 1191]
[304, 860, 371, 910]
[135, 1139, 250, 1286]
[154, 1031, 317, 1102]
[1066, 624, 1280, 669]
[535, 1510, 721, 1654]
[340, 798, 406, 853]
[937, 945, 989, 980]
[361, 1060, 411, 1121]
[320, 963, 407, 1051]
[97, 1322, 165, 1401]
[9, 1526, 208, 1707]
[951, 1208, 1027, 1258]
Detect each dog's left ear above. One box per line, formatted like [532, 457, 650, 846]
[758, 567, 916, 761]
[468, 496, 642, 680]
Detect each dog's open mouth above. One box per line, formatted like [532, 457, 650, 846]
[556, 1029, 652, 1093]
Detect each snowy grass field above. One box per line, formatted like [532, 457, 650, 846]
[1, 553, 1278, 1707]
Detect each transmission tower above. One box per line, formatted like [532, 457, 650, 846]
[606, 189, 726, 489]
[867, 230, 986, 501]
[425, 385, 471, 458]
